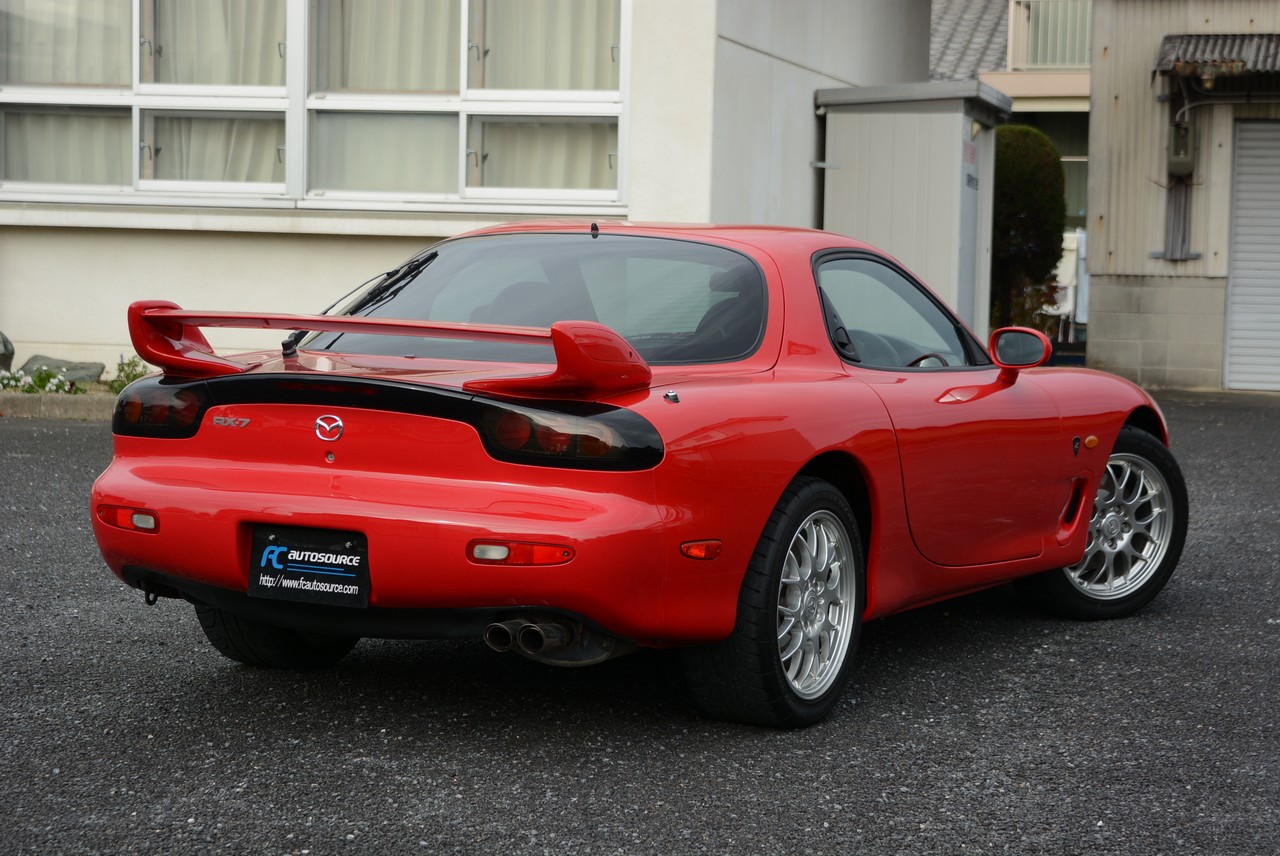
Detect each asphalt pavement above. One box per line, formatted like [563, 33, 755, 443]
[1, 389, 1277, 855]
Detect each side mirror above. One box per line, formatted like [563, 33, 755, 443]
[989, 327, 1052, 384]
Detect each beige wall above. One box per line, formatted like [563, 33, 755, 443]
[1087, 274, 1227, 390]
[1088, 0, 1280, 388]
[0, 227, 430, 373]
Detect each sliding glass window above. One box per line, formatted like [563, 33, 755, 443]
[0, 0, 626, 206]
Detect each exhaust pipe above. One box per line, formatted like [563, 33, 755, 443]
[482, 619, 524, 653]
[483, 616, 635, 666]
[516, 622, 571, 654]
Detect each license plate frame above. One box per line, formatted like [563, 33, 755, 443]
[248, 525, 370, 609]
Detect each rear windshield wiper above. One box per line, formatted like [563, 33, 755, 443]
[347, 251, 438, 316]
[281, 251, 438, 357]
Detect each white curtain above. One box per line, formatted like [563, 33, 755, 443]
[1, 0, 130, 85]
[474, 119, 616, 189]
[316, 0, 458, 92]
[152, 0, 285, 85]
[310, 112, 457, 193]
[4, 110, 129, 183]
[153, 115, 284, 182]
[475, 0, 619, 90]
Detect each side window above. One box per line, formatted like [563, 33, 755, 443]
[816, 257, 973, 368]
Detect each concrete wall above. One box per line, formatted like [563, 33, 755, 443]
[1086, 275, 1227, 390]
[1, 226, 431, 371]
[710, 0, 931, 226]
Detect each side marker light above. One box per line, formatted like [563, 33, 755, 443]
[680, 540, 722, 560]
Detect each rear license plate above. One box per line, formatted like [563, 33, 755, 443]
[249, 526, 369, 608]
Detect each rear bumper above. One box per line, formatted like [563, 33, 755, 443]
[122, 566, 596, 641]
[91, 460, 722, 643]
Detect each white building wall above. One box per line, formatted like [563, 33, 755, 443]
[0, 0, 928, 374]
[627, 0, 718, 222]
[710, 0, 931, 225]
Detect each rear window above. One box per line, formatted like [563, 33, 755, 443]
[306, 233, 766, 364]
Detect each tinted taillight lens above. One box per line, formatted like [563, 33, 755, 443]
[113, 377, 209, 438]
[475, 401, 662, 471]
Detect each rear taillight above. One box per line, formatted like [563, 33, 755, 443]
[113, 377, 208, 438]
[468, 540, 575, 565]
[475, 401, 662, 471]
[96, 505, 160, 533]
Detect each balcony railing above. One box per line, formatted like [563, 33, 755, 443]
[1008, 0, 1092, 71]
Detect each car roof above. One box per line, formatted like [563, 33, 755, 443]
[460, 220, 882, 259]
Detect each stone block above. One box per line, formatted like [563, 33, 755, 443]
[18, 355, 105, 384]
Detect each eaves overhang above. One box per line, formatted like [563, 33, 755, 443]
[1155, 33, 1280, 83]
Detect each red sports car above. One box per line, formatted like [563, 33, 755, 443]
[91, 222, 1188, 727]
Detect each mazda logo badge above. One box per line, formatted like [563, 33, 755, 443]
[315, 415, 344, 442]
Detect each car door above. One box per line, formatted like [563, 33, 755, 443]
[816, 252, 1073, 567]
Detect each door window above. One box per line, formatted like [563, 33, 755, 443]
[816, 257, 975, 369]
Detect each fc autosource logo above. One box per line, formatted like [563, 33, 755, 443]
[315, 415, 344, 441]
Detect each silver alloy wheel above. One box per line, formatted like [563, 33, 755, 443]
[1065, 452, 1175, 600]
[776, 509, 858, 700]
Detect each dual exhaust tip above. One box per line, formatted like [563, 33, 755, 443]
[483, 619, 571, 656]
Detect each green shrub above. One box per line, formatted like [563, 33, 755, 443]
[109, 355, 150, 395]
[992, 125, 1066, 330]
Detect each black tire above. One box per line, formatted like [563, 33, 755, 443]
[1017, 426, 1188, 620]
[684, 477, 864, 728]
[194, 604, 359, 669]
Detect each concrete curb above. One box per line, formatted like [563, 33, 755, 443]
[0, 392, 116, 421]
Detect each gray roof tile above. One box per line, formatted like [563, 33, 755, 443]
[931, 0, 1008, 81]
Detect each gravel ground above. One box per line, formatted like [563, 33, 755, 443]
[1, 389, 1276, 855]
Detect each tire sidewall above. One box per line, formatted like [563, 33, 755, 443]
[742, 478, 865, 725]
[1026, 426, 1188, 620]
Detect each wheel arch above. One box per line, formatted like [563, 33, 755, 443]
[1124, 405, 1169, 446]
[796, 451, 872, 566]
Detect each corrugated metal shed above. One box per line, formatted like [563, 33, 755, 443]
[1155, 33, 1280, 75]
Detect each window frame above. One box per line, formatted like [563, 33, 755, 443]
[0, 0, 629, 211]
[812, 250, 990, 371]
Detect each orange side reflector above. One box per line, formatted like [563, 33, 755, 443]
[680, 540, 722, 560]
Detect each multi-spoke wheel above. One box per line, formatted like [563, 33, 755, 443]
[775, 509, 858, 700]
[1018, 427, 1188, 620]
[684, 477, 864, 727]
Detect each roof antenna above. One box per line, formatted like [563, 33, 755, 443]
[590, 222, 599, 239]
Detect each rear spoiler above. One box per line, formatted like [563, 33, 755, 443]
[127, 300, 652, 398]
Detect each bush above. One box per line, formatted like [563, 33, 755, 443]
[109, 355, 150, 395]
[991, 125, 1066, 330]
[0, 366, 85, 395]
